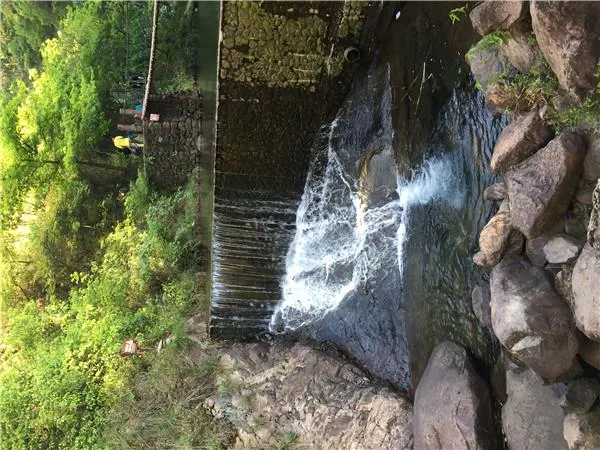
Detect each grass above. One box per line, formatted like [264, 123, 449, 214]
[274, 431, 299, 450]
[0, 169, 233, 448]
[490, 63, 560, 112]
[102, 345, 236, 449]
[490, 59, 600, 133]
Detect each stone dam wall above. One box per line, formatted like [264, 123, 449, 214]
[210, 1, 378, 339]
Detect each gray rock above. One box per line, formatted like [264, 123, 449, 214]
[500, 22, 542, 74]
[472, 283, 491, 328]
[572, 243, 600, 341]
[531, 1, 600, 101]
[469, 1, 526, 36]
[503, 367, 567, 450]
[526, 221, 564, 266]
[583, 134, 600, 181]
[563, 408, 600, 450]
[478, 211, 514, 266]
[467, 43, 510, 92]
[506, 131, 586, 239]
[491, 258, 579, 380]
[413, 341, 497, 450]
[543, 234, 583, 264]
[575, 185, 595, 205]
[491, 110, 553, 174]
[483, 181, 507, 201]
[561, 378, 600, 414]
[579, 336, 600, 371]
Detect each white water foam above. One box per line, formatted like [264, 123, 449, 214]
[396, 157, 462, 276]
[269, 128, 459, 332]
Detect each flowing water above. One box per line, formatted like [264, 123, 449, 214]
[269, 65, 504, 390]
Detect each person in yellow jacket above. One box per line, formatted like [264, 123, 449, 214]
[112, 135, 143, 154]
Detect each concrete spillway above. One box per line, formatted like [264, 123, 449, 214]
[209, 1, 377, 338]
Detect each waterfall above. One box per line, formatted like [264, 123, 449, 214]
[270, 133, 460, 333]
[270, 66, 461, 333]
[269, 63, 503, 389]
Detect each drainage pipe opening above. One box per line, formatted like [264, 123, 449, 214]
[344, 46, 361, 63]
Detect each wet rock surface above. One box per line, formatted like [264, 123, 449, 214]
[490, 110, 553, 174]
[575, 185, 595, 205]
[572, 243, 600, 341]
[413, 341, 497, 450]
[506, 132, 586, 239]
[490, 258, 579, 380]
[205, 342, 413, 450]
[144, 92, 204, 189]
[502, 367, 568, 450]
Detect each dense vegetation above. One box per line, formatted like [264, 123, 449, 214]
[0, 1, 225, 448]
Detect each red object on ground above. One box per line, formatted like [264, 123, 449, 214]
[120, 339, 138, 356]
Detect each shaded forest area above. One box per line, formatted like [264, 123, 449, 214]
[0, 2, 227, 448]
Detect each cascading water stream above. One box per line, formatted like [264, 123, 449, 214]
[270, 64, 503, 390]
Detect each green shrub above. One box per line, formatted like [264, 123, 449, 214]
[0, 171, 216, 448]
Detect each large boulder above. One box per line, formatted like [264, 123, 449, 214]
[491, 110, 553, 174]
[531, 1, 600, 101]
[506, 131, 586, 239]
[469, 1, 526, 36]
[491, 258, 579, 380]
[413, 341, 497, 450]
[502, 367, 567, 450]
[563, 408, 600, 450]
[571, 243, 600, 341]
[543, 234, 583, 264]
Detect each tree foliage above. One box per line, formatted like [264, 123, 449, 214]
[0, 172, 204, 448]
